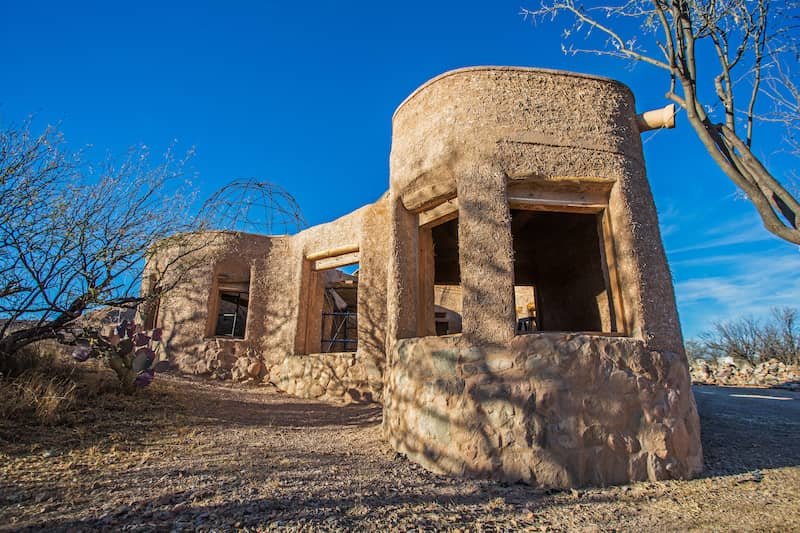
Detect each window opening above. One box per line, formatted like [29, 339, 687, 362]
[511, 210, 613, 333]
[514, 285, 537, 334]
[320, 266, 358, 352]
[142, 291, 161, 330]
[214, 282, 249, 338]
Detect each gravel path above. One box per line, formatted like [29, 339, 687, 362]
[1, 374, 798, 532]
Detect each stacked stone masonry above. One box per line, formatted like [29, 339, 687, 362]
[384, 334, 702, 487]
[691, 358, 800, 389]
[269, 353, 375, 403]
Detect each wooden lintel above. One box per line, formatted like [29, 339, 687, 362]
[419, 198, 459, 228]
[402, 182, 457, 213]
[306, 245, 359, 262]
[508, 186, 609, 213]
[508, 196, 606, 213]
[312, 251, 360, 271]
[506, 174, 617, 191]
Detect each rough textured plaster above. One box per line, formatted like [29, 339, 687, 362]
[146, 66, 699, 487]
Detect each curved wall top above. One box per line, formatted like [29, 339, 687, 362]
[389, 66, 643, 210]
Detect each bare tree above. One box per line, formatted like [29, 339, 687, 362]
[700, 313, 764, 365]
[523, 1, 800, 244]
[694, 306, 800, 365]
[0, 120, 211, 358]
[762, 306, 800, 363]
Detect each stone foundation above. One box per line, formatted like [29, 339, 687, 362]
[269, 352, 373, 403]
[383, 334, 703, 488]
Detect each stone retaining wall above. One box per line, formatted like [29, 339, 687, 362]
[690, 359, 800, 390]
[383, 333, 703, 488]
[269, 353, 373, 403]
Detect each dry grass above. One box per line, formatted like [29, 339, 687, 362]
[0, 345, 79, 424]
[0, 371, 78, 424]
[1, 360, 798, 532]
[0, 343, 137, 426]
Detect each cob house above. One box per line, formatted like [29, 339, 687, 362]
[142, 67, 703, 487]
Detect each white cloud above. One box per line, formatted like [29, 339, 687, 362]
[674, 249, 800, 337]
[669, 220, 774, 254]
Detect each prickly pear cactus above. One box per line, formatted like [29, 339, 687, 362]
[67, 320, 164, 393]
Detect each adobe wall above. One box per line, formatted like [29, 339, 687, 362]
[383, 66, 700, 486]
[144, 231, 290, 379]
[280, 197, 390, 400]
[146, 66, 699, 487]
[388, 67, 680, 350]
[146, 196, 390, 402]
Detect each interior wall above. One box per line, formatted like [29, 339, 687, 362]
[511, 210, 610, 332]
[432, 218, 460, 284]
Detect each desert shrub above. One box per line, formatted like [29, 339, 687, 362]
[0, 345, 78, 424]
[689, 307, 800, 366]
[0, 372, 78, 424]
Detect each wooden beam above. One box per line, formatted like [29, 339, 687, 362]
[595, 214, 615, 333]
[419, 198, 459, 228]
[508, 198, 606, 213]
[508, 188, 608, 213]
[402, 182, 456, 213]
[601, 211, 627, 335]
[417, 227, 436, 337]
[506, 175, 616, 192]
[306, 245, 359, 262]
[312, 251, 360, 271]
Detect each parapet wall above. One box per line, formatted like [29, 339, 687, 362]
[383, 334, 703, 487]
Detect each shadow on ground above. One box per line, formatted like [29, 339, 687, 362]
[693, 384, 800, 475]
[3, 378, 800, 531]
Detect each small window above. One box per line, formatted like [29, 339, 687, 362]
[142, 293, 161, 330]
[514, 285, 537, 334]
[214, 287, 249, 338]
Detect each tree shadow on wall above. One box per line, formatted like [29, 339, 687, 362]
[388, 189, 800, 490]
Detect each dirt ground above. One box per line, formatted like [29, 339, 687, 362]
[1, 368, 798, 532]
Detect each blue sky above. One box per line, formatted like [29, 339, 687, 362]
[2, 1, 798, 339]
